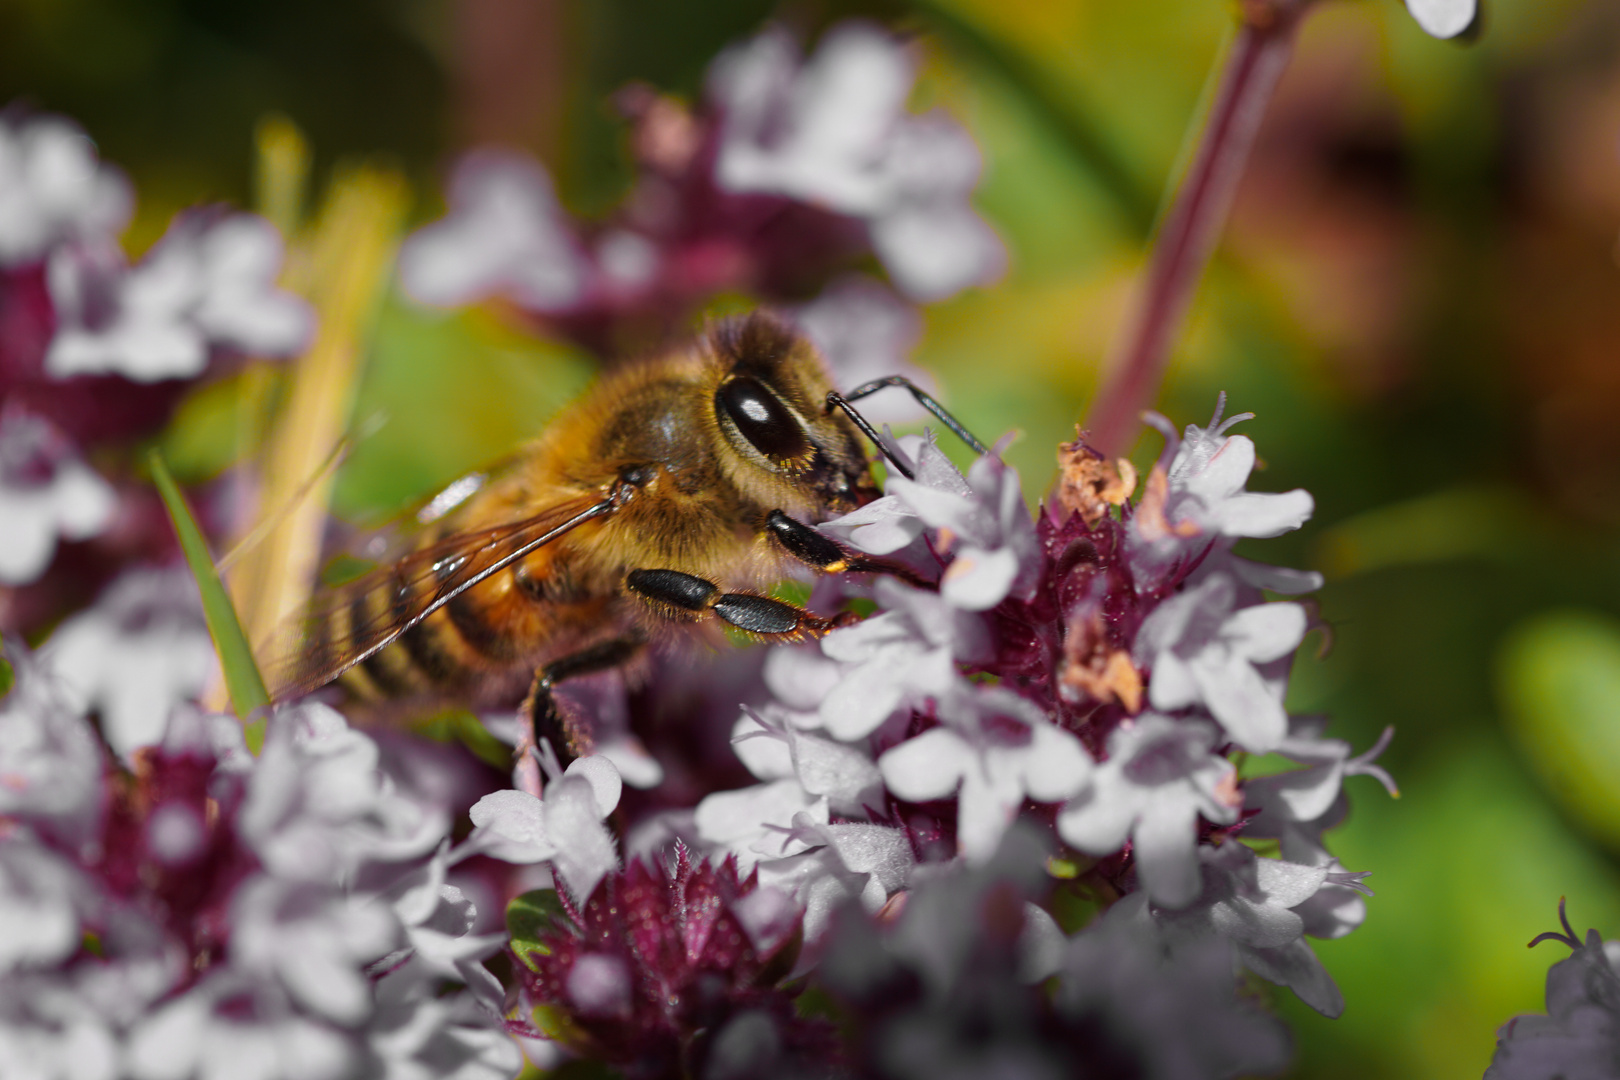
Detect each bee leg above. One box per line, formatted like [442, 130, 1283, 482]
[625, 569, 857, 639]
[519, 636, 646, 768]
[764, 509, 935, 589]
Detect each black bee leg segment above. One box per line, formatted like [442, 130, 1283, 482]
[826, 376, 991, 460]
[625, 568, 854, 638]
[764, 509, 934, 589]
[520, 635, 646, 768]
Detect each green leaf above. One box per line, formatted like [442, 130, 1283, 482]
[507, 889, 570, 974]
[0, 643, 13, 701]
[1498, 608, 1620, 850]
[149, 449, 271, 751]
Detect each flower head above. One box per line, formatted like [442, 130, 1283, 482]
[397, 149, 588, 312]
[711, 22, 1004, 300]
[511, 846, 833, 1075]
[46, 213, 311, 382]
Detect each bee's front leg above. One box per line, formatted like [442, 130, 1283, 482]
[624, 569, 857, 639]
[518, 635, 645, 770]
[763, 509, 934, 588]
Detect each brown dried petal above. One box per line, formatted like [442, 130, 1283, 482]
[1056, 432, 1138, 527]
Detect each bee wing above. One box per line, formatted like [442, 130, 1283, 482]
[262, 492, 617, 701]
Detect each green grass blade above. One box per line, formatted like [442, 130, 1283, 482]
[149, 449, 271, 751]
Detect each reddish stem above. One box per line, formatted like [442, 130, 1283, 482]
[1083, 0, 1311, 457]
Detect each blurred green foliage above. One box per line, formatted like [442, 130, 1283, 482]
[15, 0, 1620, 1075]
[1499, 611, 1620, 850]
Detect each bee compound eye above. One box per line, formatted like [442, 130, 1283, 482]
[716, 376, 812, 465]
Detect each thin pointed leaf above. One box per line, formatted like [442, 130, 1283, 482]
[149, 450, 270, 750]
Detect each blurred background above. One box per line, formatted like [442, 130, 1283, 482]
[6, 0, 1620, 1075]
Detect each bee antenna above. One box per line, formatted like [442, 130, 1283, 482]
[825, 391, 916, 481]
[829, 377, 990, 460]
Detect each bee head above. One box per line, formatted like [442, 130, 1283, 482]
[709, 313, 879, 514]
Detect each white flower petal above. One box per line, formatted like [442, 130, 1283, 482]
[1133, 800, 1201, 908]
[1018, 724, 1094, 803]
[940, 545, 1019, 611]
[542, 775, 619, 901]
[466, 789, 553, 863]
[1224, 602, 1308, 664]
[878, 727, 970, 802]
[1189, 653, 1289, 753]
[562, 755, 623, 817]
[1056, 784, 1132, 856]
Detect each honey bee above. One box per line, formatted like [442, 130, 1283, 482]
[265, 312, 982, 755]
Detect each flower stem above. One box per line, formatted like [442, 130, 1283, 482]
[1082, 0, 1312, 457]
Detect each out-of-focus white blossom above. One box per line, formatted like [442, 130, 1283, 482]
[1057, 904, 1293, 1078]
[0, 841, 91, 975]
[241, 703, 449, 884]
[0, 974, 122, 1080]
[229, 875, 399, 1026]
[126, 969, 363, 1080]
[790, 276, 932, 424]
[710, 22, 1005, 301]
[0, 408, 116, 585]
[383, 849, 498, 982]
[46, 213, 312, 382]
[0, 640, 105, 848]
[398, 149, 588, 311]
[1112, 842, 1348, 1018]
[0, 112, 132, 267]
[1488, 905, 1620, 1080]
[0, 699, 523, 1080]
[46, 566, 218, 759]
[1404, 0, 1477, 39]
